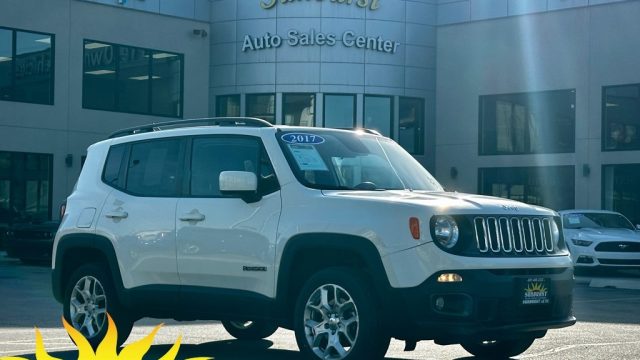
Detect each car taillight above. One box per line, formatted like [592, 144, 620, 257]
[59, 202, 67, 219]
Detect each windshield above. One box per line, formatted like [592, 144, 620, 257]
[277, 130, 443, 191]
[563, 212, 635, 230]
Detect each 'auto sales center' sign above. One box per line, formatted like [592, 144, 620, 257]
[242, 0, 400, 54]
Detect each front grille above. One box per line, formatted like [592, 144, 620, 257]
[598, 259, 640, 265]
[595, 242, 640, 253]
[473, 217, 556, 255]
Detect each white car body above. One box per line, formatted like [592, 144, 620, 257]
[560, 210, 640, 268]
[51, 120, 576, 358]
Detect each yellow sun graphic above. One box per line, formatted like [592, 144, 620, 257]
[526, 282, 547, 293]
[0, 315, 211, 360]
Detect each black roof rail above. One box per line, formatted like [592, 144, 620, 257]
[108, 117, 273, 139]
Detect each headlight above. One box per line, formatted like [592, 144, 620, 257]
[572, 239, 592, 247]
[433, 215, 459, 249]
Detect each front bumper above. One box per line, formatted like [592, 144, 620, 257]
[571, 248, 640, 268]
[384, 267, 575, 343]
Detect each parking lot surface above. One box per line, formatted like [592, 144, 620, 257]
[1, 253, 639, 359]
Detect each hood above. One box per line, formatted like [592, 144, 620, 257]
[565, 227, 640, 242]
[322, 190, 556, 216]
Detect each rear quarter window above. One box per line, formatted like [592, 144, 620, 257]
[102, 144, 128, 189]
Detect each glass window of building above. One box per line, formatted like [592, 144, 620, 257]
[283, 93, 315, 127]
[246, 94, 275, 124]
[0, 151, 53, 224]
[479, 166, 575, 211]
[324, 94, 355, 129]
[399, 97, 424, 155]
[603, 164, 640, 225]
[603, 84, 640, 151]
[364, 95, 393, 137]
[151, 51, 183, 117]
[479, 89, 575, 155]
[216, 95, 240, 117]
[0, 27, 54, 105]
[83, 40, 183, 117]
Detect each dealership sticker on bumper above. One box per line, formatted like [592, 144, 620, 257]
[522, 278, 550, 305]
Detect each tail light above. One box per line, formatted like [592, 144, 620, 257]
[59, 202, 67, 220]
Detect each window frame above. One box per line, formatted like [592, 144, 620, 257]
[215, 94, 241, 117]
[601, 163, 640, 226]
[478, 89, 576, 156]
[0, 26, 55, 105]
[184, 134, 279, 199]
[398, 96, 425, 156]
[323, 93, 357, 129]
[101, 137, 187, 198]
[245, 93, 276, 124]
[601, 83, 640, 152]
[282, 92, 316, 127]
[477, 165, 576, 210]
[82, 39, 184, 118]
[364, 94, 394, 138]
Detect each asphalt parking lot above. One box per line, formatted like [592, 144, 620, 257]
[1, 253, 639, 359]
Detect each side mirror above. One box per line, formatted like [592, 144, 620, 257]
[636, 224, 640, 231]
[219, 171, 260, 203]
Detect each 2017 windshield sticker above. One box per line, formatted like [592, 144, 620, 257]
[287, 144, 328, 171]
[281, 133, 326, 144]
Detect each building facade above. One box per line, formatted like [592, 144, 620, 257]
[1, 0, 639, 228]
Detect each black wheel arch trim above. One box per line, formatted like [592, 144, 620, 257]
[275, 233, 392, 320]
[52, 233, 127, 305]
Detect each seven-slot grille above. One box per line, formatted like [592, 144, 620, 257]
[473, 217, 556, 254]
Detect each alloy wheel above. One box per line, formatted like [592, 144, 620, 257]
[303, 283, 359, 360]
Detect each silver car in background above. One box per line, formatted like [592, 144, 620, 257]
[560, 210, 640, 271]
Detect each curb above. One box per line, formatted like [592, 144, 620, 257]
[588, 278, 640, 290]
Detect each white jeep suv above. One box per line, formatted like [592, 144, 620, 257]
[52, 118, 575, 359]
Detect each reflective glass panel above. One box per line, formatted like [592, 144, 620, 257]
[14, 31, 53, 104]
[480, 90, 575, 155]
[152, 51, 182, 117]
[399, 97, 424, 155]
[283, 93, 315, 126]
[216, 95, 240, 117]
[364, 96, 393, 137]
[83, 41, 117, 110]
[603, 84, 640, 151]
[603, 164, 640, 225]
[118, 45, 150, 114]
[324, 94, 355, 129]
[0, 29, 12, 101]
[479, 166, 575, 211]
[246, 94, 275, 124]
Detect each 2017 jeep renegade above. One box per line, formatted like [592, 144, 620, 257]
[52, 118, 575, 359]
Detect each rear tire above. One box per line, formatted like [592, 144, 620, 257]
[221, 320, 278, 340]
[461, 336, 536, 359]
[63, 263, 133, 349]
[294, 267, 390, 360]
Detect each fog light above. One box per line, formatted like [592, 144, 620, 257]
[437, 273, 463, 283]
[435, 297, 445, 311]
[576, 255, 594, 264]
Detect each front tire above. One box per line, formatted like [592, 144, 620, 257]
[461, 336, 536, 359]
[63, 263, 133, 349]
[294, 267, 390, 360]
[221, 320, 278, 340]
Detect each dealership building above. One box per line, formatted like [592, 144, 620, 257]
[1, 0, 640, 226]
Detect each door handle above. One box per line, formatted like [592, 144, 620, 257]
[105, 210, 128, 219]
[179, 211, 205, 222]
